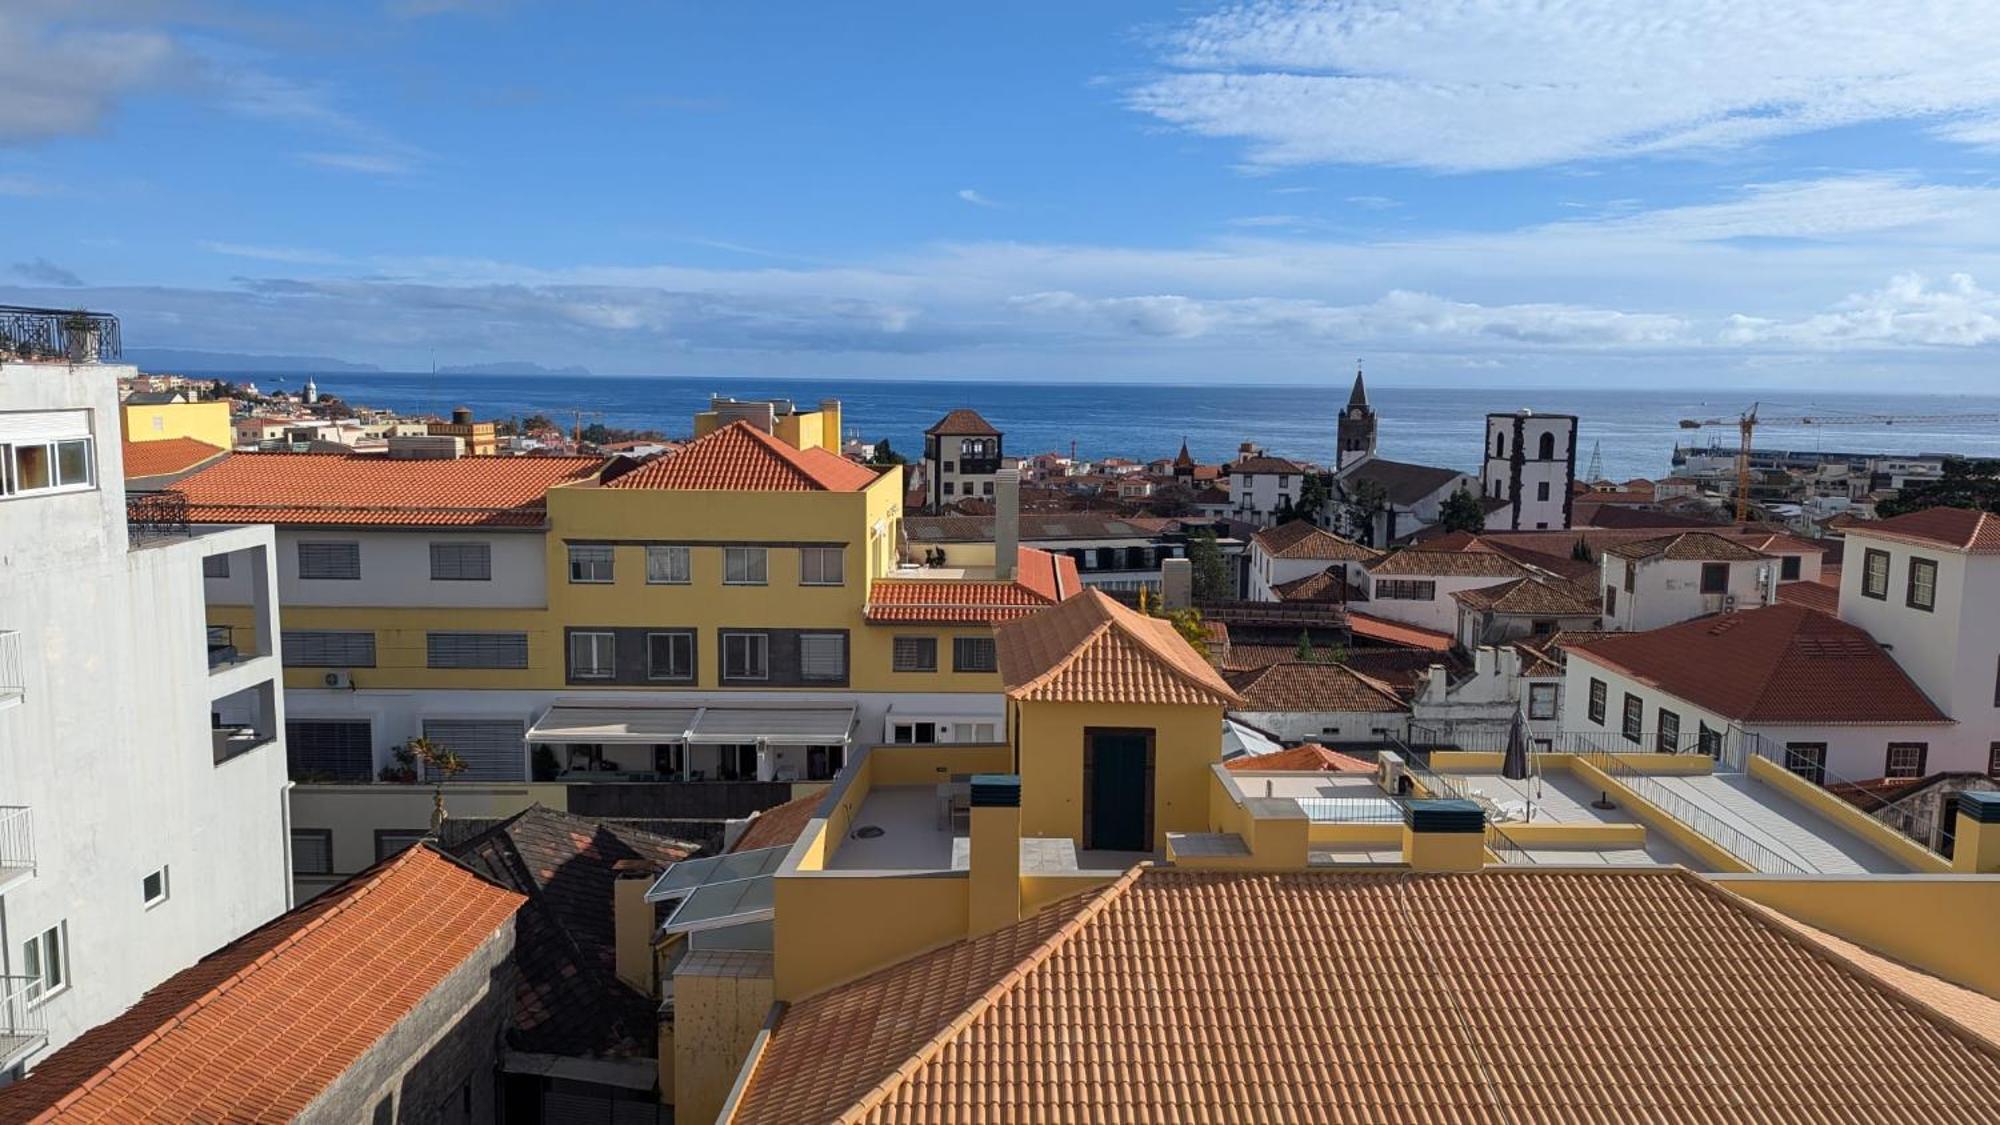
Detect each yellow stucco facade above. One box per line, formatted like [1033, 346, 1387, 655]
[1015, 699, 1224, 850]
[120, 399, 232, 449]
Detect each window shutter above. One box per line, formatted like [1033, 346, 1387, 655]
[799, 634, 846, 680]
[282, 630, 376, 667]
[429, 542, 492, 581]
[426, 632, 528, 669]
[297, 542, 361, 580]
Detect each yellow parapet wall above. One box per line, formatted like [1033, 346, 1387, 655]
[1716, 874, 2000, 998]
[1746, 755, 1949, 873]
[771, 869, 969, 1000]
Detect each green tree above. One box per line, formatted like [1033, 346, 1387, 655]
[865, 439, 907, 466]
[1149, 481, 1195, 517]
[1294, 472, 1330, 523]
[1437, 486, 1487, 534]
[1875, 458, 2000, 517]
[1294, 630, 1315, 661]
[1185, 529, 1230, 603]
[1348, 478, 1388, 545]
[1571, 537, 1595, 563]
[522, 413, 555, 433]
[580, 422, 610, 445]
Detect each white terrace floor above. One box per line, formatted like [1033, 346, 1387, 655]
[827, 786, 1154, 873]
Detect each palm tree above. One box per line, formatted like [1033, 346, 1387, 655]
[406, 736, 468, 834]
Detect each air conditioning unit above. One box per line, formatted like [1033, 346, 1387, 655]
[1377, 753, 1407, 796]
[321, 670, 354, 690]
[1722, 594, 1738, 611]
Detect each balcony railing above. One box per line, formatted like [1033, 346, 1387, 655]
[0, 807, 32, 888]
[0, 629, 21, 708]
[1573, 746, 1808, 875]
[0, 974, 49, 1070]
[0, 305, 120, 363]
[1743, 733, 1950, 859]
[127, 489, 191, 544]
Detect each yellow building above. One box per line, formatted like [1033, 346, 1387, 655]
[693, 395, 842, 453]
[119, 394, 233, 451]
[426, 406, 498, 455]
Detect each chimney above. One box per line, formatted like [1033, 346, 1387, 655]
[1401, 798, 1487, 871]
[1426, 664, 1448, 701]
[1474, 646, 1495, 679]
[967, 774, 1022, 936]
[613, 859, 660, 993]
[1161, 557, 1192, 609]
[1953, 791, 2000, 874]
[452, 406, 473, 425]
[994, 468, 1021, 581]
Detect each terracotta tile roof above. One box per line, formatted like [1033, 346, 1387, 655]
[1777, 579, 1839, 615]
[731, 791, 827, 853]
[1251, 520, 1374, 560]
[119, 437, 226, 480]
[1603, 530, 1771, 561]
[1228, 455, 1306, 475]
[608, 420, 881, 492]
[1225, 743, 1375, 772]
[924, 408, 1001, 437]
[1345, 611, 1455, 651]
[1270, 567, 1345, 602]
[1224, 661, 1410, 712]
[0, 847, 523, 1123]
[1567, 602, 1949, 724]
[731, 867, 2000, 1124]
[1337, 457, 1466, 506]
[1451, 575, 1602, 616]
[1364, 546, 1528, 578]
[996, 588, 1242, 707]
[865, 548, 1077, 623]
[175, 451, 605, 527]
[1848, 506, 2000, 553]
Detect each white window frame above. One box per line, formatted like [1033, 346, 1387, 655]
[142, 866, 170, 909]
[799, 546, 845, 587]
[569, 631, 616, 679]
[724, 547, 768, 586]
[646, 631, 695, 681]
[1527, 683, 1559, 721]
[646, 545, 691, 585]
[22, 922, 68, 1006]
[568, 545, 615, 584]
[798, 633, 846, 681]
[0, 436, 95, 500]
[722, 631, 770, 680]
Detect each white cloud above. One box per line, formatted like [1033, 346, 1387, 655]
[297, 151, 414, 176]
[198, 240, 350, 265]
[957, 188, 1003, 208]
[1130, 1, 2000, 171]
[0, 11, 182, 142]
[1725, 273, 2000, 347]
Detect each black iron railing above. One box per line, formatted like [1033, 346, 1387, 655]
[127, 489, 190, 542]
[0, 306, 120, 362]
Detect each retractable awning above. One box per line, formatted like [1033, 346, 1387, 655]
[684, 705, 856, 746]
[525, 702, 857, 746]
[525, 705, 699, 744]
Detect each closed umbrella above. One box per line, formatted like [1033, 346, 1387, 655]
[1501, 707, 1531, 781]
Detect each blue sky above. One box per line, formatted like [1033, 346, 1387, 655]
[8, 1, 2000, 388]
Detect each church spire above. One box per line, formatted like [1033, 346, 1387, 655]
[1347, 360, 1368, 408]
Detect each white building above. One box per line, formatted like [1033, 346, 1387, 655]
[1328, 458, 1476, 546]
[1599, 531, 1777, 632]
[1356, 539, 1530, 633]
[1225, 662, 1410, 746]
[1481, 409, 1578, 531]
[0, 342, 291, 1073]
[1227, 453, 1307, 527]
[1246, 521, 1373, 602]
[923, 409, 1003, 511]
[1452, 576, 1602, 648]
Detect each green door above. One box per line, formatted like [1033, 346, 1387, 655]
[1086, 730, 1152, 851]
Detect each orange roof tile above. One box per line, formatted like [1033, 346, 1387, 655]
[608, 420, 881, 492]
[0, 847, 522, 1123]
[1567, 602, 1948, 724]
[1849, 506, 2000, 553]
[1777, 579, 1839, 615]
[1269, 567, 1345, 601]
[1364, 545, 1528, 578]
[1250, 520, 1374, 560]
[1345, 611, 1454, 651]
[996, 588, 1242, 707]
[731, 867, 2000, 1124]
[731, 791, 827, 853]
[924, 408, 1000, 437]
[1603, 530, 1770, 561]
[120, 437, 227, 480]
[1225, 742, 1376, 772]
[174, 451, 605, 527]
[865, 548, 1078, 624]
[1225, 661, 1409, 712]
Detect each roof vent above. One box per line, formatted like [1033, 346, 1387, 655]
[852, 824, 885, 839]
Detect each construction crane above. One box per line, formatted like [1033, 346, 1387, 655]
[1677, 404, 2000, 522]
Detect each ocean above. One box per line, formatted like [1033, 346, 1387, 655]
[204, 371, 2000, 482]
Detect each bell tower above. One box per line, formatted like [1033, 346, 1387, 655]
[1336, 361, 1376, 470]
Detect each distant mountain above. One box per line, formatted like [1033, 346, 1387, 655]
[436, 361, 593, 377]
[127, 348, 381, 374]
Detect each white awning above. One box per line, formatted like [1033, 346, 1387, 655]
[526, 705, 698, 744]
[685, 704, 856, 746]
[526, 702, 856, 746]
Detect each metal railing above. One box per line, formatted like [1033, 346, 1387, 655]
[1574, 747, 1807, 874]
[0, 807, 32, 879]
[0, 630, 22, 704]
[1743, 734, 1949, 858]
[0, 974, 48, 1060]
[127, 489, 190, 542]
[1295, 796, 1403, 824]
[0, 305, 120, 362]
[1407, 724, 1718, 758]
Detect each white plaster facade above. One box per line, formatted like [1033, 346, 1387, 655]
[1229, 464, 1303, 527]
[0, 360, 291, 1070]
[1358, 569, 1517, 634]
[1481, 411, 1577, 531]
[1229, 707, 1408, 745]
[1599, 553, 1775, 632]
[206, 527, 549, 609]
[1411, 647, 1565, 745]
[1247, 544, 1353, 603]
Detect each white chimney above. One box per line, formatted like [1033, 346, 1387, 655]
[995, 468, 1020, 581]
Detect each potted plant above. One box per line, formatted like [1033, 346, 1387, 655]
[378, 744, 420, 784]
[407, 736, 468, 833]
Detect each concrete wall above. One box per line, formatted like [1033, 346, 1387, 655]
[119, 400, 232, 450]
[1232, 708, 1407, 744]
[1601, 554, 1772, 631]
[1361, 571, 1513, 633]
[0, 361, 292, 1059]
[223, 528, 551, 609]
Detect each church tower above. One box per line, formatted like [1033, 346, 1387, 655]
[1336, 363, 1376, 470]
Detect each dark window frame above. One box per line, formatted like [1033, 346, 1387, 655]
[893, 635, 939, 673]
[567, 630, 616, 679]
[645, 630, 696, 682]
[1588, 678, 1607, 725]
[720, 630, 771, 681]
[1656, 709, 1680, 753]
[797, 632, 847, 682]
[954, 635, 999, 673]
[1779, 555, 1802, 581]
[290, 828, 334, 876]
[1699, 562, 1729, 595]
[1620, 692, 1644, 744]
[281, 629, 377, 668]
[297, 540, 361, 580]
[1905, 555, 1937, 611]
[568, 544, 615, 584]
[1861, 548, 1890, 600]
[428, 541, 492, 582]
[1884, 742, 1928, 780]
[425, 631, 529, 670]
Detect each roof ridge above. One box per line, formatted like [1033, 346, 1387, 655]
[1005, 618, 1116, 700]
[1101, 606, 1243, 706]
[832, 865, 1149, 1125]
[41, 846, 448, 1113]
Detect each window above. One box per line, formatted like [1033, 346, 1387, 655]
[142, 866, 170, 908]
[1603, 585, 1617, 615]
[722, 632, 769, 680]
[1588, 678, 1607, 724]
[954, 636, 998, 673]
[0, 436, 93, 498]
[429, 542, 491, 581]
[281, 630, 376, 667]
[1862, 548, 1890, 599]
[724, 547, 768, 585]
[646, 631, 694, 681]
[1494, 432, 1506, 457]
[892, 721, 938, 744]
[1700, 562, 1728, 595]
[1620, 693, 1644, 743]
[1780, 555, 1802, 581]
[1623, 560, 1635, 593]
[297, 541, 361, 580]
[568, 631, 616, 679]
[375, 830, 427, 861]
[943, 481, 954, 495]
[1906, 556, 1937, 611]
[1989, 742, 2000, 780]
[799, 633, 846, 681]
[1656, 709, 1680, 753]
[1374, 579, 1437, 600]
[1527, 683, 1558, 720]
[1782, 742, 1827, 785]
[1538, 431, 1556, 460]
[568, 545, 614, 584]
[201, 554, 230, 579]
[21, 923, 67, 1004]
[1698, 723, 1722, 759]
[1536, 481, 1550, 502]
[1884, 742, 1928, 779]
[645, 545, 690, 585]
[291, 829, 334, 875]
[799, 546, 844, 586]
[286, 720, 373, 781]
[426, 632, 529, 669]
[893, 635, 939, 672]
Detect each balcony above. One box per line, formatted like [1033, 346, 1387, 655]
[0, 975, 48, 1073]
[0, 629, 21, 711]
[0, 305, 120, 363]
[0, 807, 31, 895]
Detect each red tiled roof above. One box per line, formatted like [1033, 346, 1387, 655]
[0, 847, 522, 1123]
[608, 420, 881, 492]
[1345, 611, 1454, 651]
[1225, 743, 1375, 772]
[1230, 455, 1305, 475]
[731, 791, 827, 853]
[865, 548, 1079, 624]
[1365, 546, 1528, 578]
[1848, 506, 2000, 553]
[1603, 530, 1769, 561]
[997, 589, 1242, 707]
[1225, 662, 1409, 712]
[925, 409, 1000, 437]
[1777, 580, 1839, 615]
[1567, 603, 1948, 724]
[1451, 576, 1602, 616]
[1270, 568, 1345, 602]
[1251, 520, 1373, 560]
[120, 437, 227, 480]
[175, 451, 606, 527]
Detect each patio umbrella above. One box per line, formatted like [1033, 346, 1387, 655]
[1501, 707, 1531, 781]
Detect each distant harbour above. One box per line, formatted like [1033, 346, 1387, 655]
[194, 370, 2000, 482]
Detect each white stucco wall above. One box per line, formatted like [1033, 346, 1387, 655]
[209, 528, 549, 609]
[1232, 470, 1297, 526]
[1361, 571, 1514, 633]
[1248, 545, 1349, 602]
[1600, 555, 1772, 632]
[1230, 709, 1408, 744]
[1481, 413, 1575, 531]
